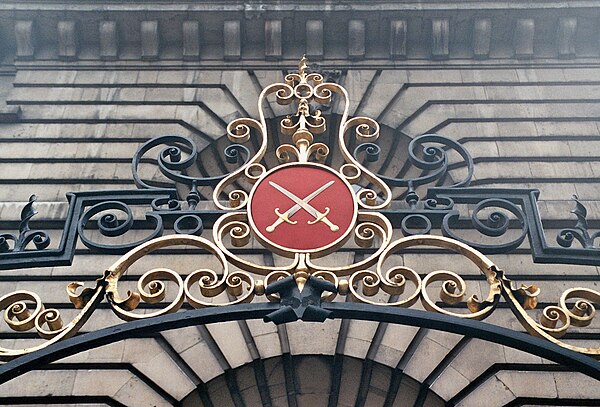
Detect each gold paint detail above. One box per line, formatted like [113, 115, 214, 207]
[4, 233, 600, 359]
[0, 273, 107, 361]
[500, 275, 600, 357]
[246, 162, 358, 259]
[268, 180, 339, 232]
[105, 235, 257, 319]
[345, 235, 500, 317]
[4, 59, 600, 361]
[213, 57, 390, 211]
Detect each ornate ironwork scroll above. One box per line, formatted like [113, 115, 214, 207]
[3, 231, 600, 360]
[0, 195, 50, 254]
[1, 58, 600, 363]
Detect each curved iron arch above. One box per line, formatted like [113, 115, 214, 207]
[1, 302, 599, 386]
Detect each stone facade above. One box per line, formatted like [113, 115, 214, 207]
[0, 1, 599, 406]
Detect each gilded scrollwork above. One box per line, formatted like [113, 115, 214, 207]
[501, 276, 600, 357]
[305, 212, 393, 276]
[212, 211, 300, 274]
[105, 234, 261, 319]
[4, 57, 600, 365]
[341, 235, 501, 320]
[4, 231, 600, 360]
[0, 275, 106, 361]
[336, 88, 392, 210]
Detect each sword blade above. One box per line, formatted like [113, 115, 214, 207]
[269, 180, 335, 224]
[269, 181, 325, 219]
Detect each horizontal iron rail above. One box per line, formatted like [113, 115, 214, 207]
[1, 303, 599, 386]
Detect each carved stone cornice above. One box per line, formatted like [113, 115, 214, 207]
[0, 1, 599, 64]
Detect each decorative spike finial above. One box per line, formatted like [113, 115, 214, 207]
[298, 55, 308, 77]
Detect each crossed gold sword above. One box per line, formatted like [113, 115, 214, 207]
[266, 180, 340, 232]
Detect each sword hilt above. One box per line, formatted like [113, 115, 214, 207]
[307, 207, 339, 232]
[266, 208, 297, 232]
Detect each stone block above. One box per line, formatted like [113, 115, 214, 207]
[431, 18, 449, 60]
[557, 17, 577, 58]
[496, 140, 570, 157]
[265, 20, 282, 60]
[206, 321, 252, 368]
[99, 21, 118, 60]
[133, 348, 195, 399]
[514, 18, 535, 58]
[140, 20, 159, 60]
[306, 20, 323, 59]
[14, 20, 35, 59]
[183, 20, 200, 60]
[0, 370, 76, 396]
[180, 340, 224, 382]
[57, 21, 77, 60]
[286, 319, 339, 355]
[223, 20, 241, 61]
[348, 20, 365, 60]
[390, 19, 407, 59]
[473, 18, 492, 59]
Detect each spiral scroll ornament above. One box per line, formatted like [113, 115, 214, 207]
[500, 274, 600, 357]
[441, 198, 529, 254]
[341, 235, 501, 319]
[77, 200, 164, 253]
[557, 195, 600, 249]
[0, 274, 107, 361]
[5, 58, 600, 363]
[0, 195, 50, 254]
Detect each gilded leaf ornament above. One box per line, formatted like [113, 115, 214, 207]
[2, 59, 600, 362]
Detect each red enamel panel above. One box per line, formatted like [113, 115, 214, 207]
[250, 165, 355, 251]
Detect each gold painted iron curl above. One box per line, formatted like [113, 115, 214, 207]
[499, 277, 600, 358]
[312, 82, 334, 106]
[226, 118, 260, 144]
[340, 163, 361, 184]
[306, 212, 393, 276]
[0, 277, 106, 361]
[213, 212, 299, 275]
[227, 190, 248, 209]
[1, 290, 44, 332]
[539, 306, 571, 337]
[311, 270, 339, 302]
[347, 267, 421, 307]
[109, 268, 185, 321]
[560, 288, 600, 327]
[511, 284, 540, 310]
[306, 73, 324, 87]
[284, 73, 302, 86]
[348, 270, 381, 300]
[244, 163, 266, 183]
[106, 235, 227, 321]
[307, 143, 329, 162]
[276, 144, 300, 163]
[377, 235, 501, 318]
[275, 83, 295, 105]
[350, 118, 380, 143]
[327, 82, 391, 210]
[185, 269, 255, 307]
[280, 116, 298, 136]
[34, 308, 64, 339]
[357, 189, 379, 207]
[226, 220, 251, 247]
[214, 82, 291, 210]
[420, 270, 496, 319]
[381, 266, 421, 299]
